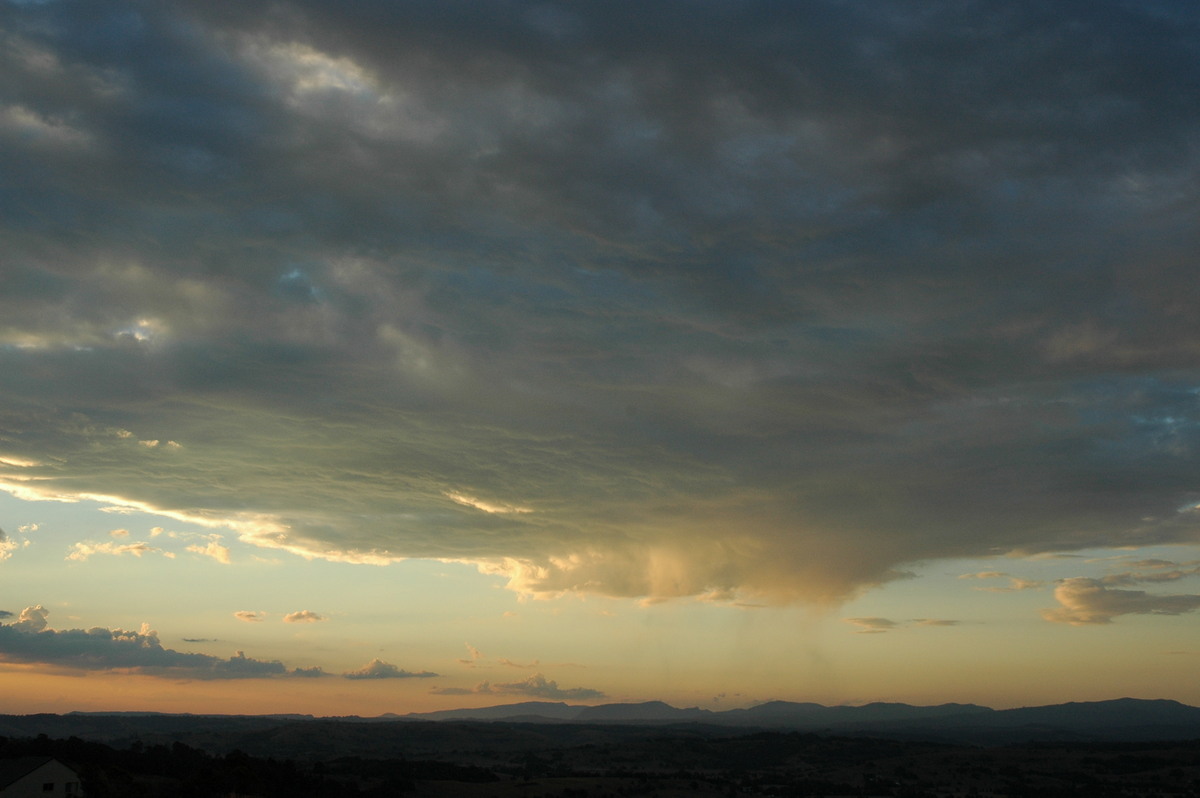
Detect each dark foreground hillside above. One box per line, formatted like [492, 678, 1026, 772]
[4, 721, 1200, 797]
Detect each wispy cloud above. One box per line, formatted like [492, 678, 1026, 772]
[958, 571, 1045, 593]
[457, 642, 484, 666]
[66, 541, 174, 562]
[843, 617, 899, 634]
[843, 617, 960, 634]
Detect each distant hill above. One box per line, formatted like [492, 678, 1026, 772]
[402, 698, 994, 727]
[398, 697, 1200, 743]
[404, 701, 580, 722]
[2, 698, 1199, 749]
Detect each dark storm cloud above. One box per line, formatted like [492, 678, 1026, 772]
[0, 606, 299, 678]
[1, 0, 1199, 601]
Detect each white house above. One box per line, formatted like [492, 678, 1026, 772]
[0, 757, 83, 797]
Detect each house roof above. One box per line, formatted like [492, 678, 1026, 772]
[0, 757, 59, 789]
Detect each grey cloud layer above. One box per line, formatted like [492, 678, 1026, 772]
[1, 0, 1199, 601]
[0, 606, 306, 678]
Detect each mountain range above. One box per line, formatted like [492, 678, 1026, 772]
[397, 697, 1200, 744]
[2, 698, 1198, 749]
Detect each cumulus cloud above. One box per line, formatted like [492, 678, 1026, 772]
[1041, 578, 1200, 625]
[282, 610, 325, 624]
[186, 539, 232, 564]
[342, 658, 437, 680]
[431, 672, 604, 699]
[291, 666, 327, 677]
[434, 672, 604, 700]
[1, 0, 1199, 605]
[0, 606, 308, 678]
[0, 528, 15, 562]
[233, 611, 266, 623]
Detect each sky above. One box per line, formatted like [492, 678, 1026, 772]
[1, 0, 1199, 716]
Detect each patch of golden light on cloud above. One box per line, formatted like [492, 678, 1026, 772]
[467, 524, 864, 605]
[66, 540, 174, 561]
[0, 454, 41, 468]
[257, 40, 377, 97]
[229, 36, 448, 144]
[282, 610, 325, 624]
[443, 491, 532, 515]
[1041, 577, 1200, 625]
[116, 317, 169, 343]
[0, 480, 396, 566]
[186, 539, 232, 564]
[234, 611, 266, 623]
[235, 522, 399, 565]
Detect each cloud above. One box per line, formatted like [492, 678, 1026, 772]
[431, 672, 604, 700]
[961, 572, 1046, 593]
[186, 539, 232, 564]
[0, 528, 15, 562]
[457, 642, 484, 665]
[233, 611, 266, 623]
[66, 541, 174, 562]
[489, 673, 603, 700]
[427, 686, 476, 696]
[843, 616, 959, 633]
[843, 617, 899, 634]
[0, 606, 304, 679]
[1041, 578, 1200, 625]
[291, 666, 327, 677]
[1098, 563, 1200, 586]
[1, 1, 1199, 605]
[342, 658, 437, 680]
[282, 610, 325, 624]
[498, 657, 539, 669]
